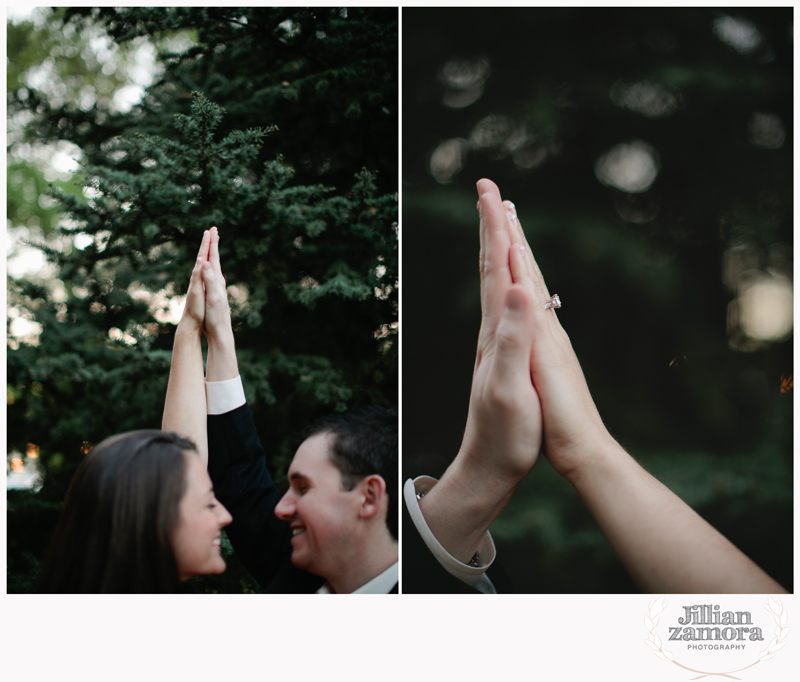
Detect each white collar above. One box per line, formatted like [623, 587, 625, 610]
[316, 562, 398, 594]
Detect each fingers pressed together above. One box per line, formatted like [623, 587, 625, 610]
[478, 178, 564, 355]
[477, 179, 514, 336]
[200, 227, 226, 299]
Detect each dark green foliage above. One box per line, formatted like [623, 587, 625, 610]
[403, 7, 791, 592]
[7, 7, 397, 593]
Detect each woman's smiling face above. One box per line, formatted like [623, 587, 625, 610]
[172, 452, 232, 581]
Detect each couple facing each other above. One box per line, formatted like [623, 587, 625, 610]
[38, 227, 398, 594]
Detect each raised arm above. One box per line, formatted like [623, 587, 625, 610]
[162, 230, 211, 465]
[504, 191, 786, 594]
[201, 228, 318, 591]
[203, 227, 239, 382]
[416, 179, 543, 564]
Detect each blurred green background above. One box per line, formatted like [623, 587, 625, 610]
[402, 7, 792, 592]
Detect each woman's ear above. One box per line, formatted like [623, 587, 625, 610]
[358, 475, 387, 520]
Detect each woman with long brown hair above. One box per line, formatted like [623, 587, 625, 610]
[37, 231, 231, 592]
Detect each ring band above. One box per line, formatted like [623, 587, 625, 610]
[544, 294, 561, 310]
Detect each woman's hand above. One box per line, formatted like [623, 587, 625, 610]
[503, 200, 616, 482]
[179, 230, 211, 335]
[200, 227, 234, 347]
[500, 191, 786, 593]
[164, 229, 212, 464]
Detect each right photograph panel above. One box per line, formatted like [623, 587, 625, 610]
[401, 7, 793, 594]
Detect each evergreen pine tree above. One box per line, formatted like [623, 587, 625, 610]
[7, 7, 397, 593]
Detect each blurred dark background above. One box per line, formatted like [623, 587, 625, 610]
[402, 7, 792, 593]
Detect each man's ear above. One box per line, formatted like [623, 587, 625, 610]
[357, 475, 387, 521]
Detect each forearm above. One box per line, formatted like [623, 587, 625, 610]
[419, 452, 519, 564]
[206, 330, 239, 382]
[163, 322, 208, 464]
[568, 441, 786, 594]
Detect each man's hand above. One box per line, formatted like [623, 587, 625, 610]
[202, 227, 240, 383]
[201, 227, 234, 346]
[179, 229, 211, 335]
[457, 179, 543, 487]
[416, 179, 543, 564]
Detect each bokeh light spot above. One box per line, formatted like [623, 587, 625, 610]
[738, 273, 793, 342]
[439, 57, 490, 109]
[609, 80, 678, 118]
[714, 15, 763, 54]
[470, 114, 514, 151]
[748, 112, 785, 149]
[429, 138, 469, 184]
[595, 140, 660, 193]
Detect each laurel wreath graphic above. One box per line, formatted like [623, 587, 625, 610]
[644, 595, 789, 680]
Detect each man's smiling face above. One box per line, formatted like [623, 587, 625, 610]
[274, 432, 362, 579]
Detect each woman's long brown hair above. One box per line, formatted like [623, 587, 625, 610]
[36, 430, 195, 593]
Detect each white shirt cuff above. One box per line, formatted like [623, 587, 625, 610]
[403, 476, 496, 588]
[206, 375, 246, 415]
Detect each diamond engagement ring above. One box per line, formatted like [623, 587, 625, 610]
[544, 294, 561, 310]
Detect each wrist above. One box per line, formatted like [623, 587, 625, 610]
[453, 442, 527, 502]
[419, 455, 517, 564]
[206, 334, 240, 383]
[205, 326, 235, 350]
[176, 318, 203, 339]
[562, 436, 627, 490]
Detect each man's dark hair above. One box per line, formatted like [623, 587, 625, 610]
[37, 430, 195, 593]
[304, 407, 398, 540]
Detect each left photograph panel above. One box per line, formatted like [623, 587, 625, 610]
[7, 7, 398, 594]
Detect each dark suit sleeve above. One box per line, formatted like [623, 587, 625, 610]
[207, 404, 323, 593]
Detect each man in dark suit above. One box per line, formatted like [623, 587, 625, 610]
[201, 227, 398, 593]
[205, 401, 323, 593]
